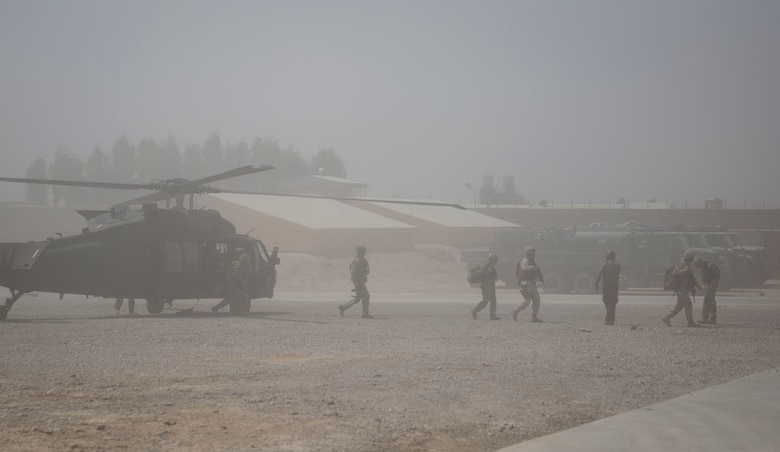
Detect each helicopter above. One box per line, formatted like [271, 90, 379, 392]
[0, 165, 464, 320]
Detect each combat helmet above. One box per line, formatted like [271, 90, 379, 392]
[356, 245, 367, 255]
[524, 246, 536, 256]
[683, 250, 696, 262]
[605, 250, 616, 260]
[488, 253, 498, 263]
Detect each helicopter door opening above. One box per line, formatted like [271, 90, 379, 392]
[159, 241, 203, 299]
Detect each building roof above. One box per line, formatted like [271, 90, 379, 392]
[208, 193, 414, 230]
[276, 175, 368, 189]
[364, 201, 519, 228]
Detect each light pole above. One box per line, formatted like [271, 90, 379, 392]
[464, 182, 477, 208]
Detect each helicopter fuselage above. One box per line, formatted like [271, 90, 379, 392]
[0, 207, 278, 318]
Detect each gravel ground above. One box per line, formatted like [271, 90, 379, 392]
[2, 287, 780, 451]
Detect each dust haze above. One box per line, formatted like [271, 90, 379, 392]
[1, 1, 779, 208]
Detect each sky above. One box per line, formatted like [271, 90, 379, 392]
[1, 0, 779, 208]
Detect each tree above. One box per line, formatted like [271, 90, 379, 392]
[25, 158, 49, 205]
[310, 147, 347, 178]
[85, 146, 114, 205]
[202, 132, 223, 174]
[181, 142, 204, 178]
[110, 136, 137, 182]
[49, 147, 85, 206]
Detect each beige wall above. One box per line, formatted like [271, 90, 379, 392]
[479, 207, 780, 231]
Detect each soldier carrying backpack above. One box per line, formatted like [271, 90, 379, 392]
[662, 251, 703, 327]
[695, 257, 721, 324]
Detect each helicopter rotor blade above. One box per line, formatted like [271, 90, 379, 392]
[0, 176, 153, 191]
[191, 165, 274, 187]
[214, 189, 467, 210]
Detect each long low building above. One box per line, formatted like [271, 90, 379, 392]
[201, 193, 417, 255]
[353, 200, 519, 248]
[201, 194, 521, 254]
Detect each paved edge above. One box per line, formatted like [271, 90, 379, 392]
[498, 368, 780, 452]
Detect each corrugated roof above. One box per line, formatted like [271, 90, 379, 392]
[365, 202, 519, 228]
[208, 193, 415, 230]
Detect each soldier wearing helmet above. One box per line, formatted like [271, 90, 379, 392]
[595, 250, 621, 325]
[662, 250, 702, 327]
[339, 245, 372, 318]
[512, 246, 544, 323]
[695, 257, 720, 324]
[470, 253, 501, 320]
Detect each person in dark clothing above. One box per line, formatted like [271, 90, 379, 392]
[663, 250, 702, 327]
[595, 250, 621, 325]
[339, 245, 372, 318]
[695, 257, 720, 324]
[512, 247, 544, 323]
[471, 253, 500, 320]
[114, 298, 136, 315]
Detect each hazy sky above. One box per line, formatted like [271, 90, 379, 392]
[1, 0, 779, 208]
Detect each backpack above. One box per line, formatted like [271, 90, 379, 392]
[710, 263, 721, 281]
[467, 265, 483, 284]
[663, 266, 680, 292]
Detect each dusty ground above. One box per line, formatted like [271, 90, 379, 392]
[2, 246, 780, 451]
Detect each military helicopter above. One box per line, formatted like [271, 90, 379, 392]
[0, 165, 464, 320]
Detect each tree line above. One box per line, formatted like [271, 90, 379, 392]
[23, 133, 347, 206]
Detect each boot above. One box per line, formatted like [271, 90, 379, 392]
[511, 308, 518, 322]
[490, 315, 501, 321]
[687, 320, 701, 328]
[531, 316, 543, 323]
[338, 305, 347, 317]
[362, 313, 374, 319]
[710, 317, 716, 325]
[662, 316, 671, 327]
[470, 309, 477, 320]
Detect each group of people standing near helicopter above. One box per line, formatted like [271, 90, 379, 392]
[468, 246, 720, 327]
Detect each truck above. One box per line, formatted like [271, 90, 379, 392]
[464, 225, 729, 293]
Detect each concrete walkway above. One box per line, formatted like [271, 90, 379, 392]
[499, 368, 780, 452]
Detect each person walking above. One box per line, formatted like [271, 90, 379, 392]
[339, 245, 372, 318]
[114, 298, 136, 315]
[662, 250, 702, 327]
[512, 247, 544, 323]
[471, 253, 500, 320]
[695, 257, 720, 324]
[594, 250, 621, 325]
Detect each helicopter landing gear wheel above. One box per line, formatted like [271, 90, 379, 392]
[146, 298, 164, 315]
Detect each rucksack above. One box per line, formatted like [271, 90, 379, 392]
[467, 265, 483, 284]
[663, 266, 680, 291]
[710, 263, 721, 280]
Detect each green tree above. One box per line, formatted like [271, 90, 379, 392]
[85, 146, 115, 205]
[202, 132, 223, 174]
[25, 157, 49, 206]
[49, 147, 85, 206]
[181, 142, 204, 178]
[310, 147, 347, 178]
[110, 136, 137, 182]
[136, 137, 180, 181]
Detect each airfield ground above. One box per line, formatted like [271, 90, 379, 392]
[1, 248, 780, 451]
